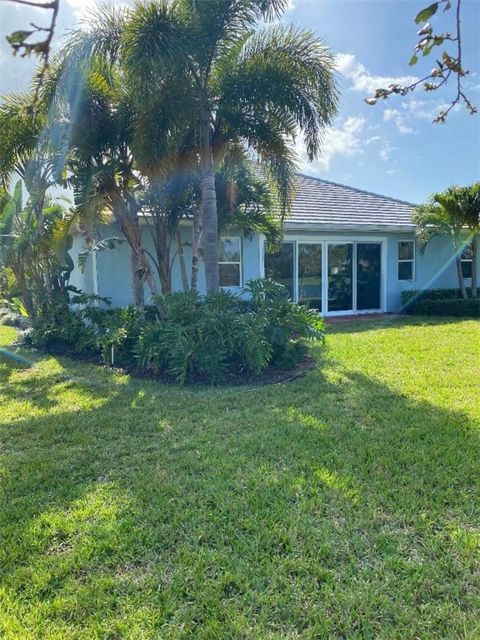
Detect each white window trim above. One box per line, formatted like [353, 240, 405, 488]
[219, 236, 242, 288]
[398, 239, 416, 282]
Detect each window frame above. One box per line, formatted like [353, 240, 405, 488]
[218, 236, 242, 288]
[460, 244, 473, 280]
[397, 239, 416, 282]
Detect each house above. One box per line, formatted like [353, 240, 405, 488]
[69, 174, 476, 316]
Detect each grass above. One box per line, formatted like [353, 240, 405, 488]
[0, 316, 479, 639]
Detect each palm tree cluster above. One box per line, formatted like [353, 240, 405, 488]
[0, 0, 338, 313]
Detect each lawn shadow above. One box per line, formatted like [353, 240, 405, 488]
[0, 347, 479, 637]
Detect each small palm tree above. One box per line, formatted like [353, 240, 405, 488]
[413, 186, 476, 299]
[457, 182, 480, 298]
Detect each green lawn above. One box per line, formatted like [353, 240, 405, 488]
[1, 317, 479, 639]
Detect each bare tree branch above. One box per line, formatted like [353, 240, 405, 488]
[366, 0, 477, 123]
[1, 0, 60, 104]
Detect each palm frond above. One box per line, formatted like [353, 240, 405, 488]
[218, 24, 339, 160]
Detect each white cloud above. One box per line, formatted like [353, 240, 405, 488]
[66, 0, 131, 19]
[400, 98, 461, 121]
[296, 115, 366, 172]
[379, 139, 398, 162]
[383, 108, 416, 135]
[335, 53, 418, 95]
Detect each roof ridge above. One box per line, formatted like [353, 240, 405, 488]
[296, 173, 417, 208]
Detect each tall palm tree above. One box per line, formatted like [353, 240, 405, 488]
[66, 0, 338, 292]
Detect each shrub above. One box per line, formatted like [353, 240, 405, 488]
[23, 299, 98, 354]
[137, 290, 273, 384]
[21, 279, 326, 384]
[405, 298, 480, 317]
[401, 288, 472, 306]
[137, 281, 325, 383]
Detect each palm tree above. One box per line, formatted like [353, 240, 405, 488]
[48, 54, 160, 307]
[457, 183, 480, 298]
[413, 186, 474, 299]
[66, 0, 338, 292]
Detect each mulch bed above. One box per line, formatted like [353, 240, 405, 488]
[12, 333, 317, 387]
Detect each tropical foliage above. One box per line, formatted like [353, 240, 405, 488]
[23, 279, 325, 384]
[412, 182, 480, 299]
[0, 0, 337, 382]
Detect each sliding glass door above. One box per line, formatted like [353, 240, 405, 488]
[356, 243, 381, 311]
[264, 239, 383, 314]
[327, 243, 353, 312]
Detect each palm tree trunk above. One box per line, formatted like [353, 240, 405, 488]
[471, 235, 478, 298]
[176, 228, 190, 291]
[455, 257, 468, 299]
[130, 249, 145, 307]
[199, 113, 219, 293]
[191, 206, 202, 292]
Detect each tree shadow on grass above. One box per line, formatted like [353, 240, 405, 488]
[0, 353, 479, 638]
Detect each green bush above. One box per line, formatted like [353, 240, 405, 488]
[137, 290, 273, 384]
[401, 288, 473, 306]
[21, 280, 325, 384]
[23, 299, 98, 354]
[136, 281, 325, 383]
[405, 298, 480, 318]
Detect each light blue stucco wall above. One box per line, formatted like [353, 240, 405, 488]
[69, 223, 478, 313]
[69, 222, 263, 306]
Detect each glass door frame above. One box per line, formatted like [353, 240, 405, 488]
[263, 236, 386, 316]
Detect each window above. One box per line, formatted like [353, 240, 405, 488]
[219, 237, 242, 287]
[398, 240, 415, 281]
[461, 244, 473, 279]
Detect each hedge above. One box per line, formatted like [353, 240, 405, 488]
[404, 297, 479, 317]
[401, 288, 473, 305]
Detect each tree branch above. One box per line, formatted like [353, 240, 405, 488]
[2, 0, 60, 105]
[366, 0, 477, 123]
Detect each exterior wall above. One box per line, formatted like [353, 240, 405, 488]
[69, 222, 264, 306]
[385, 233, 464, 312]
[68, 223, 478, 313]
[281, 228, 477, 313]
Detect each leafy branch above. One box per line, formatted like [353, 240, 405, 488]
[365, 0, 477, 123]
[1, 0, 60, 103]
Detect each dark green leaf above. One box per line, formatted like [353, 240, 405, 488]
[6, 30, 34, 45]
[415, 3, 439, 24]
[409, 54, 419, 66]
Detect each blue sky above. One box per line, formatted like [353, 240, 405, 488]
[0, 0, 479, 203]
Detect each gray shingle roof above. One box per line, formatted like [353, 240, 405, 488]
[287, 174, 415, 230]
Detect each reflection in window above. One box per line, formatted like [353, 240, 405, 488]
[398, 240, 415, 281]
[328, 243, 353, 312]
[298, 244, 322, 310]
[264, 242, 294, 298]
[461, 244, 473, 279]
[219, 237, 242, 287]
